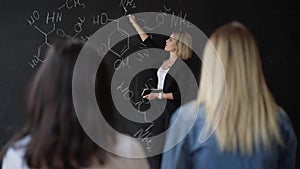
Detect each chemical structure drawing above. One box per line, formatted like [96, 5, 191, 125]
[28, 23, 56, 68]
[94, 12, 130, 59]
[58, 0, 86, 10]
[108, 21, 130, 58]
[94, 0, 137, 67]
[93, 12, 133, 71]
[34, 24, 56, 61]
[161, 5, 192, 30]
[133, 123, 153, 152]
[27, 7, 88, 68]
[120, 0, 136, 15]
[137, 13, 166, 32]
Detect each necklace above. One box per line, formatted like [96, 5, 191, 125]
[167, 57, 177, 68]
[162, 55, 177, 70]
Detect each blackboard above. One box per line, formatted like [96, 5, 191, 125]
[1, 0, 299, 167]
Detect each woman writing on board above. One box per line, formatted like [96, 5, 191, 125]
[129, 14, 197, 169]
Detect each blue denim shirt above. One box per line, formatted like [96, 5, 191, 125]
[161, 101, 297, 169]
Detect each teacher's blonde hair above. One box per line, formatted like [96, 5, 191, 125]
[172, 32, 192, 60]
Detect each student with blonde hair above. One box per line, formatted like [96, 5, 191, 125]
[161, 22, 297, 169]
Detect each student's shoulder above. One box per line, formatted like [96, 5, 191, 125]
[113, 133, 146, 158]
[172, 101, 205, 122]
[277, 107, 296, 138]
[2, 136, 31, 169]
[5, 135, 31, 155]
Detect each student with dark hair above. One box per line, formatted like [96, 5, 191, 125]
[0, 38, 149, 169]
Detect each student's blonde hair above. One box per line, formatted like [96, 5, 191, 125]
[197, 22, 283, 155]
[172, 32, 192, 60]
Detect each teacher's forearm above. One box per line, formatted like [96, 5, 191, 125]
[131, 22, 149, 42]
[162, 92, 174, 100]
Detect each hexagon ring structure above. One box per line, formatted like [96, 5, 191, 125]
[108, 28, 130, 57]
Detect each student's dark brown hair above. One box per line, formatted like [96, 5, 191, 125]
[1, 38, 115, 169]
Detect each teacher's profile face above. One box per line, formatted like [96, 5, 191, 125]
[164, 33, 177, 53]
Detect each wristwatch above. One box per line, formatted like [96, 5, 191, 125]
[158, 92, 163, 99]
